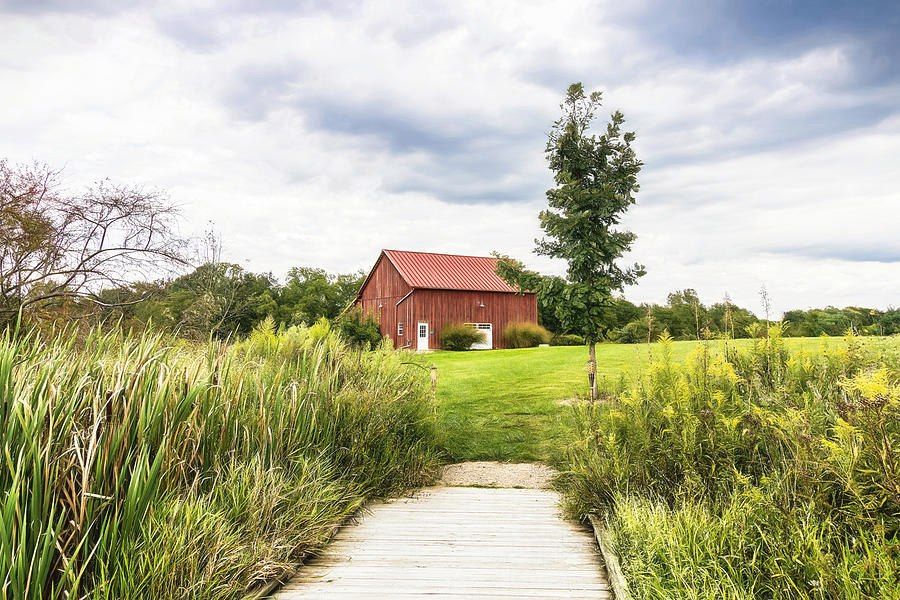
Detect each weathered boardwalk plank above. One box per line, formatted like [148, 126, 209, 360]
[275, 486, 609, 599]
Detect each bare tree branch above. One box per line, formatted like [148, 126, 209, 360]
[0, 159, 186, 321]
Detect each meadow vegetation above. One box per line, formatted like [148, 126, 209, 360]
[427, 336, 850, 462]
[0, 320, 438, 599]
[563, 329, 900, 599]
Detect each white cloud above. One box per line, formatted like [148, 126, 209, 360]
[0, 0, 897, 317]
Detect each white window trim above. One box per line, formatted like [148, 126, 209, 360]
[397, 322, 404, 336]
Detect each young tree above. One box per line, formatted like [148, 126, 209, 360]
[497, 83, 644, 400]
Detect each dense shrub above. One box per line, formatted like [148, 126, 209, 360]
[550, 333, 583, 346]
[564, 330, 900, 599]
[440, 323, 485, 351]
[503, 322, 551, 348]
[335, 306, 383, 349]
[607, 318, 658, 343]
[0, 323, 438, 599]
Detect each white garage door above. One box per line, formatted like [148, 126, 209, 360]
[465, 323, 493, 350]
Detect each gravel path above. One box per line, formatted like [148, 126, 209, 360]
[440, 460, 557, 489]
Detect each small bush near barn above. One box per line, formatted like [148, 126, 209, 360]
[441, 323, 485, 350]
[336, 306, 383, 349]
[563, 330, 900, 599]
[504, 322, 551, 348]
[550, 333, 584, 346]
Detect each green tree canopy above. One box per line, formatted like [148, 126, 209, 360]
[276, 267, 363, 326]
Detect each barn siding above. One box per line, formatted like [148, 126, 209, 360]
[409, 289, 537, 350]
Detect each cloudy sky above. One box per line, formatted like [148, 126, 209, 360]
[2, 0, 898, 315]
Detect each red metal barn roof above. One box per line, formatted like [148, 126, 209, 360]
[365, 250, 523, 293]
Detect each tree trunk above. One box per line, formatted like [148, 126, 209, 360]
[588, 341, 598, 401]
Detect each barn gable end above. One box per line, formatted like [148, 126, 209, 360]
[356, 252, 412, 347]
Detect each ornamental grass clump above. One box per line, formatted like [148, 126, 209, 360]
[503, 322, 551, 348]
[0, 321, 439, 599]
[564, 329, 900, 599]
[440, 323, 485, 351]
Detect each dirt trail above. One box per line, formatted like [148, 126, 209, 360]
[440, 460, 557, 489]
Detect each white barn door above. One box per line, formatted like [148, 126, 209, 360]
[417, 322, 429, 351]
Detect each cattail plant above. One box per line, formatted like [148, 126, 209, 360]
[0, 322, 439, 599]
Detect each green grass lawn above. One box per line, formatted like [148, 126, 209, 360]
[426, 337, 850, 463]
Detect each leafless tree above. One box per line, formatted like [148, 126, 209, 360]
[0, 159, 185, 320]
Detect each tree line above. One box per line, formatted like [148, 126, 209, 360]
[2, 158, 896, 344]
[94, 263, 367, 340]
[42, 263, 900, 344]
[548, 289, 900, 342]
[90, 275, 900, 343]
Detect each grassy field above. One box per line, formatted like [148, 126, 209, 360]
[427, 337, 853, 463]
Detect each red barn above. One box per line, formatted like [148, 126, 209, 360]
[355, 249, 538, 350]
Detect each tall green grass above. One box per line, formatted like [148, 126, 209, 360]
[0, 320, 439, 599]
[564, 329, 900, 599]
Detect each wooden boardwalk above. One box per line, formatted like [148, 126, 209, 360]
[275, 486, 610, 599]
